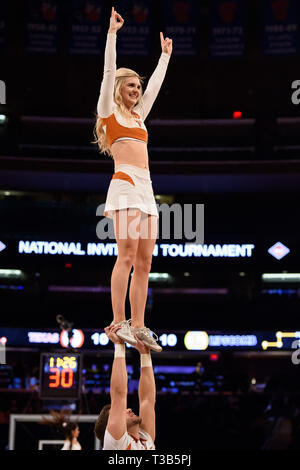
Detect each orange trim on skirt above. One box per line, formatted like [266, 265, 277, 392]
[112, 171, 135, 186]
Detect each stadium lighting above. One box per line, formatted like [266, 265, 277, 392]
[0, 269, 24, 279]
[262, 273, 300, 282]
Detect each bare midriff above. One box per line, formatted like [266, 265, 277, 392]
[111, 140, 149, 170]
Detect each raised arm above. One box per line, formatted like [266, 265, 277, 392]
[104, 324, 128, 441]
[137, 32, 172, 121]
[134, 337, 156, 443]
[97, 7, 124, 117]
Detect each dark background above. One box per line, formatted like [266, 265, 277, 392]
[1, 0, 300, 120]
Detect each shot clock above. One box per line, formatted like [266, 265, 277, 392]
[39, 352, 82, 400]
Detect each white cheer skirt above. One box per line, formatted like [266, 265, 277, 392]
[104, 164, 159, 219]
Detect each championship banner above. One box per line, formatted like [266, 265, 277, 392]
[24, 0, 59, 54]
[68, 0, 103, 55]
[263, 0, 299, 56]
[117, 0, 151, 56]
[210, 0, 246, 57]
[163, 0, 199, 56]
[0, 1, 7, 52]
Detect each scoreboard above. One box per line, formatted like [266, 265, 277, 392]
[39, 352, 82, 400]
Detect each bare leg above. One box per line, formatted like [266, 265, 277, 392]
[111, 209, 141, 324]
[129, 213, 158, 329]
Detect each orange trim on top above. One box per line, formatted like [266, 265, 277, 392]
[112, 171, 135, 186]
[126, 443, 132, 450]
[101, 113, 148, 146]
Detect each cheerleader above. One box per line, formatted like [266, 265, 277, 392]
[40, 410, 82, 451]
[61, 422, 81, 451]
[94, 7, 172, 352]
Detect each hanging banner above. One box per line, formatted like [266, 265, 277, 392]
[0, 2, 7, 52]
[69, 0, 103, 55]
[210, 0, 245, 57]
[263, 0, 299, 56]
[117, 0, 151, 56]
[24, 0, 59, 54]
[163, 0, 199, 56]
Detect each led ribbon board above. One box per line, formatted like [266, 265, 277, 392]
[3, 328, 300, 352]
[17, 240, 255, 258]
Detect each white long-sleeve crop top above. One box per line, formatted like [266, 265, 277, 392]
[97, 32, 170, 147]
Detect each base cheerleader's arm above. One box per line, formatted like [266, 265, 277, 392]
[104, 324, 128, 441]
[133, 338, 156, 443]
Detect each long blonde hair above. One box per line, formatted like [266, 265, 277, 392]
[93, 68, 144, 157]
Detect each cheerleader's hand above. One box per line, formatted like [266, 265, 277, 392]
[109, 6, 124, 33]
[160, 32, 173, 56]
[104, 324, 125, 344]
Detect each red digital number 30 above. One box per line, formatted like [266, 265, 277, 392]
[49, 368, 73, 388]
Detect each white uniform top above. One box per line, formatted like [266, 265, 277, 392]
[61, 440, 82, 450]
[103, 428, 155, 450]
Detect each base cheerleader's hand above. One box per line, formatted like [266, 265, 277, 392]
[132, 334, 151, 355]
[160, 32, 173, 56]
[104, 324, 125, 344]
[108, 6, 124, 33]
